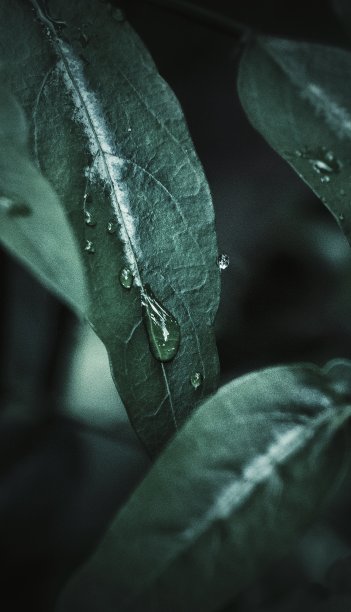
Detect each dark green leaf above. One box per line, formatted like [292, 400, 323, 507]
[0, 0, 220, 454]
[238, 36, 351, 243]
[0, 89, 88, 314]
[57, 360, 351, 612]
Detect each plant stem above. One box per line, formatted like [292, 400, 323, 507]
[145, 0, 250, 37]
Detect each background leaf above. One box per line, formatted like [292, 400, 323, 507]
[238, 36, 351, 245]
[0, 0, 220, 454]
[0, 89, 87, 314]
[57, 360, 351, 612]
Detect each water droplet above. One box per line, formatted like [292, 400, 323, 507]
[339, 213, 345, 221]
[297, 147, 341, 177]
[113, 8, 125, 21]
[85, 240, 95, 254]
[190, 372, 202, 389]
[320, 175, 330, 183]
[84, 210, 96, 226]
[295, 149, 302, 157]
[217, 253, 229, 270]
[141, 285, 180, 362]
[119, 267, 133, 289]
[340, 189, 346, 196]
[107, 220, 117, 234]
[127, 127, 132, 132]
[0, 197, 31, 217]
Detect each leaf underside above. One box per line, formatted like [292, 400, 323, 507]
[57, 360, 351, 612]
[0, 0, 220, 454]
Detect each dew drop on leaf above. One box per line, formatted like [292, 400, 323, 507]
[141, 285, 180, 362]
[119, 267, 133, 289]
[84, 210, 96, 226]
[295, 147, 341, 178]
[339, 213, 345, 221]
[84, 240, 95, 254]
[107, 220, 117, 234]
[217, 253, 229, 270]
[190, 372, 203, 389]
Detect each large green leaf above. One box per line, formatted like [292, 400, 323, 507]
[0, 89, 87, 314]
[57, 361, 351, 612]
[0, 0, 220, 454]
[238, 36, 351, 243]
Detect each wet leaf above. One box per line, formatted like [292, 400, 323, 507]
[0, 0, 220, 454]
[238, 36, 351, 243]
[57, 360, 351, 612]
[0, 89, 87, 314]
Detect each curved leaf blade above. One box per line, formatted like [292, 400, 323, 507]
[0, 89, 88, 314]
[0, 0, 220, 453]
[238, 36, 351, 242]
[57, 361, 351, 612]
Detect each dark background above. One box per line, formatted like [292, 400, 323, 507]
[2, 0, 351, 610]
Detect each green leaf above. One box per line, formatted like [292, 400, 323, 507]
[0, 88, 88, 314]
[238, 36, 351, 242]
[0, 0, 220, 454]
[57, 361, 351, 612]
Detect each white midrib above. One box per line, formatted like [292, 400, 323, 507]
[31, 0, 177, 426]
[31, 0, 143, 287]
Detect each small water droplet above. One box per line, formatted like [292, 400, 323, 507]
[85, 240, 95, 254]
[217, 253, 229, 270]
[119, 267, 133, 289]
[295, 149, 302, 157]
[84, 192, 93, 204]
[141, 285, 180, 362]
[320, 175, 330, 183]
[107, 220, 117, 234]
[0, 197, 31, 217]
[190, 372, 202, 389]
[113, 8, 125, 21]
[127, 127, 132, 132]
[340, 189, 346, 196]
[84, 210, 96, 226]
[297, 147, 341, 177]
[339, 213, 345, 221]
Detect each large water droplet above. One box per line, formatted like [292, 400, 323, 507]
[217, 253, 229, 270]
[119, 267, 133, 289]
[85, 240, 95, 254]
[141, 285, 180, 362]
[107, 220, 117, 234]
[190, 372, 202, 389]
[84, 210, 96, 226]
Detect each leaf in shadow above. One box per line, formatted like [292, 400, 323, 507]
[0, 89, 88, 314]
[0, 0, 220, 454]
[56, 360, 351, 612]
[238, 35, 351, 245]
